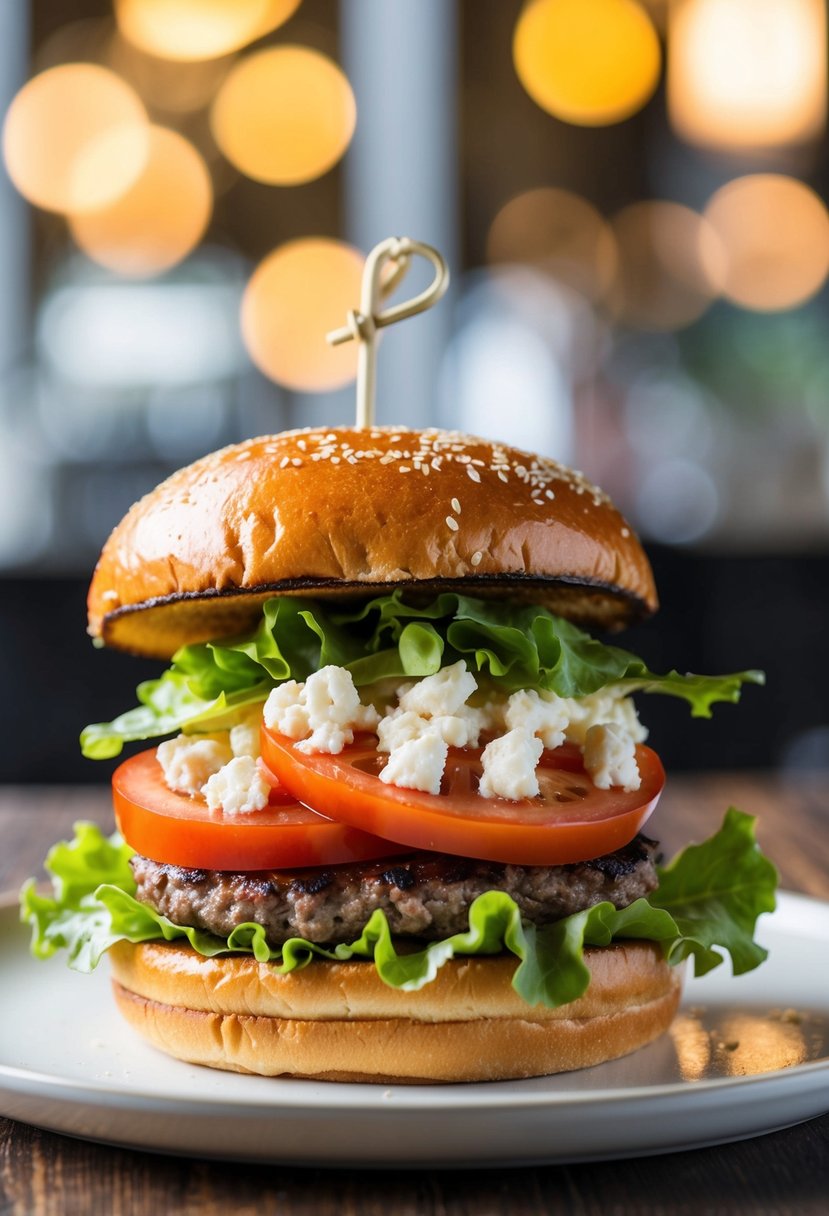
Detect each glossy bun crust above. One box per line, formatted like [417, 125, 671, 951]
[109, 939, 681, 1083]
[88, 428, 657, 659]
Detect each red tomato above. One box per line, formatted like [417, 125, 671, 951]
[112, 749, 403, 871]
[261, 728, 665, 866]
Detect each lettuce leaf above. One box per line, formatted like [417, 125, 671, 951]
[81, 591, 764, 758]
[20, 810, 777, 1009]
[649, 807, 778, 976]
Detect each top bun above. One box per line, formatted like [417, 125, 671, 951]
[88, 427, 657, 659]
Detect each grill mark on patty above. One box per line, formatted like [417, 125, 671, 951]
[130, 835, 659, 949]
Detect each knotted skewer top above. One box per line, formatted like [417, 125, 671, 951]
[326, 236, 450, 427]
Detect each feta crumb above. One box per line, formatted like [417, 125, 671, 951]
[563, 688, 647, 747]
[263, 680, 310, 739]
[398, 661, 477, 717]
[376, 705, 488, 753]
[229, 710, 262, 760]
[204, 755, 270, 816]
[263, 666, 379, 755]
[379, 733, 449, 795]
[505, 689, 570, 749]
[157, 734, 232, 795]
[479, 729, 543, 800]
[583, 723, 641, 792]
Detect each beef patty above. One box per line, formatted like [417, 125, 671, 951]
[130, 836, 659, 947]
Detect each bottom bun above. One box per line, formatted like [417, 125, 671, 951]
[108, 939, 682, 1083]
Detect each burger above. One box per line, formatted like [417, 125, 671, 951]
[22, 426, 776, 1083]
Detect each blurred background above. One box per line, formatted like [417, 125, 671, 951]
[1, 0, 827, 783]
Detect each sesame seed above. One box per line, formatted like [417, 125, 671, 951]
[466, 466, 481, 483]
[421, 464, 430, 475]
[470, 551, 482, 566]
[291, 457, 303, 467]
[498, 472, 509, 483]
[545, 489, 555, 499]
[297, 439, 307, 451]
[621, 527, 630, 538]
[446, 516, 459, 531]
[279, 456, 290, 468]
[451, 497, 461, 514]
[330, 456, 340, 464]
[399, 465, 411, 473]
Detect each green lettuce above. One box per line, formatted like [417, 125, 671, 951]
[81, 592, 764, 758]
[20, 810, 777, 1009]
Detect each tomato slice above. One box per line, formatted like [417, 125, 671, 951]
[261, 728, 665, 866]
[112, 749, 404, 871]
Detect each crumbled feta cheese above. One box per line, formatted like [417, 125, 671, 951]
[583, 723, 641, 792]
[398, 661, 477, 717]
[479, 729, 544, 800]
[229, 710, 262, 760]
[505, 689, 570, 749]
[377, 709, 431, 753]
[204, 755, 270, 816]
[263, 680, 311, 739]
[156, 734, 232, 795]
[379, 733, 449, 795]
[376, 705, 487, 753]
[263, 666, 379, 755]
[563, 688, 647, 747]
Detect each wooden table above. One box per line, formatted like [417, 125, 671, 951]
[1, 776, 827, 1215]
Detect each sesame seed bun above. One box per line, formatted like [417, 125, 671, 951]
[108, 939, 682, 1082]
[88, 427, 657, 659]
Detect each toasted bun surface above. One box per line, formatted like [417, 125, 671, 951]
[88, 427, 657, 658]
[108, 940, 681, 1083]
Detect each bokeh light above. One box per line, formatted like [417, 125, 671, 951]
[605, 201, 724, 330]
[636, 458, 720, 544]
[241, 239, 364, 391]
[2, 63, 148, 214]
[513, 0, 662, 126]
[704, 175, 829, 312]
[68, 126, 212, 277]
[115, 0, 301, 62]
[439, 270, 576, 463]
[486, 187, 618, 302]
[669, 0, 826, 151]
[210, 46, 356, 185]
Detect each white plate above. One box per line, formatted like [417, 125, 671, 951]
[1, 891, 827, 1167]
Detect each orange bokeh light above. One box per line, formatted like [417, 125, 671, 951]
[115, 0, 301, 62]
[68, 125, 212, 277]
[704, 175, 829, 311]
[668, 0, 826, 151]
[241, 239, 364, 391]
[513, 0, 662, 126]
[487, 187, 618, 301]
[2, 63, 148, 214]
[606, 201, 724, 330]
[210, 46, 356, 185]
